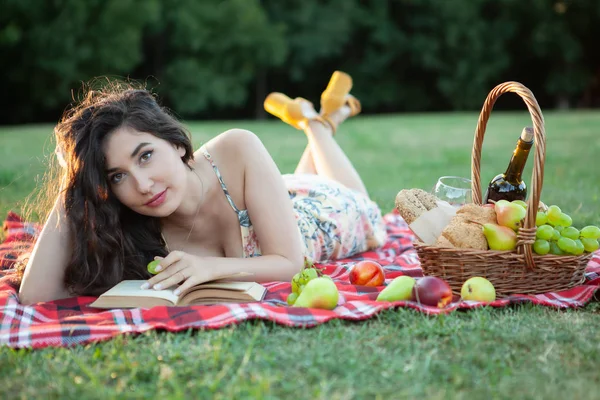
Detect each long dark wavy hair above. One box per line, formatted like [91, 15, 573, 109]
[49, 81, 194, 296]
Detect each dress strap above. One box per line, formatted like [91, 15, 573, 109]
[200, 146, 242, 214]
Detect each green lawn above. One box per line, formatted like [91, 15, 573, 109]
[1, 111, 600, 399]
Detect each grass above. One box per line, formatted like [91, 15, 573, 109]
[1, 111, 600, 399]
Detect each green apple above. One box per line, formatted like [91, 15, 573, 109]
[293, 277, 339, 310]
[376, 276, 415, 302]
[460, 277, 496, 302]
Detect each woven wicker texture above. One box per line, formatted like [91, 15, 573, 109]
[413, 81, 592, 297]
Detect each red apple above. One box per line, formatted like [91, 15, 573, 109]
[412, 276, 453, 308]
[349, 261, 385, 286]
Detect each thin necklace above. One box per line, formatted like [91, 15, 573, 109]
[161, 167, 204, 253]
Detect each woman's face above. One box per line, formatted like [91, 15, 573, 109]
[103, 126, 188, 217]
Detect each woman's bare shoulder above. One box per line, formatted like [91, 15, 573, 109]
[192, 128, 263, 163]
[191, 129, 266, 209]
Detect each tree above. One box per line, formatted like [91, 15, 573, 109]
[138, 0, 287, 117]
[517, 0, 599, 109]
[0, 0, 158, 123]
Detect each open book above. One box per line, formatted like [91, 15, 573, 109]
[89, 280, 267, 309]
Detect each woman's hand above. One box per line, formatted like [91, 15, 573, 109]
[141, 251, 213, 295]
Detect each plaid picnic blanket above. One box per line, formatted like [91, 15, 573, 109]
[1, 210, 599, 349]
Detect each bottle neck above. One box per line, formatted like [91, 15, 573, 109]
[504, 138, 533, 183]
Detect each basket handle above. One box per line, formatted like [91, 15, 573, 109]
[470, 81, 546, 270]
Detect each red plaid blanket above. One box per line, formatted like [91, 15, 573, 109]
[1, 211, 599, 349]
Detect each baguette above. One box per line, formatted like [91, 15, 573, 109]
[395, 189, 440, 224]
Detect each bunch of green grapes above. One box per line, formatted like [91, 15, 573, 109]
[286, 267, 321, 305]
[534, 205, 600, 256]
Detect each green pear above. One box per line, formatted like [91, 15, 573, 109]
[495, 201, 526, 231]
[512, 200, 528, 209]
[293, 277, 339, 310]
[482, 223, 517, 251]
[376, 276, 416, 302]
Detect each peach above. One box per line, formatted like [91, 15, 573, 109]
[349, 261, 385, 286]
[412, 276, 453, 308]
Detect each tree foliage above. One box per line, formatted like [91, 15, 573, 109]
[1, 0, 599, 123]
[142, 0, 287, 115]
[0, 0, 158, 122]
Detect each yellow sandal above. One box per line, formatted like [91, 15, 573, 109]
[264, 92, 333, 131]
[319, 71, 362, 134]
[320, 71, 353, 116]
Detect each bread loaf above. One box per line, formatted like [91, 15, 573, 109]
[395, 189, 440, 224]
[434, 235, 455, 248]
[436, 204, 497, 250]
[439, 220, 488, 249]
[455, 203, 497, 225]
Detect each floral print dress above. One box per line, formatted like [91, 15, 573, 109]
[200, 148, 387, 262]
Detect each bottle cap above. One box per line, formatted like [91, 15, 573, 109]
[521, 127, 534, 143]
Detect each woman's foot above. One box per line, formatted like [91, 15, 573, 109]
[320, 71, 353, 116]
[319, 71, 362, 134]
[264, 92, 333, 132]
[324, 93, 362, 124]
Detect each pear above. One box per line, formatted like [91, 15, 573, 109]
[495, 201, 526, 231]
[376, 276, 416, 302]
[482, 223, 517, 251]
[512, 200, 528, 209]
[293, 277, 339, 310]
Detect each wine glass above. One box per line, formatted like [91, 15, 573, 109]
[432, 176, 473, 208]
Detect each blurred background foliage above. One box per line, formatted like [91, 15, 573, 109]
[1, 0, 599, 124]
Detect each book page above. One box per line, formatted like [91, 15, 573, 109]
[89, 279, 266, 308]
[96, 280, 180, 304]
[177, 280, 255, 298]
[180, 282, 266, 305]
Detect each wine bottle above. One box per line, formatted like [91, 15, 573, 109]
[483, 127, 534, 204]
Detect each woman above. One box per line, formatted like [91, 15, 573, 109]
[18, 77, 386, 305]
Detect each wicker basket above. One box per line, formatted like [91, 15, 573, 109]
[414, 81, 593, 297]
